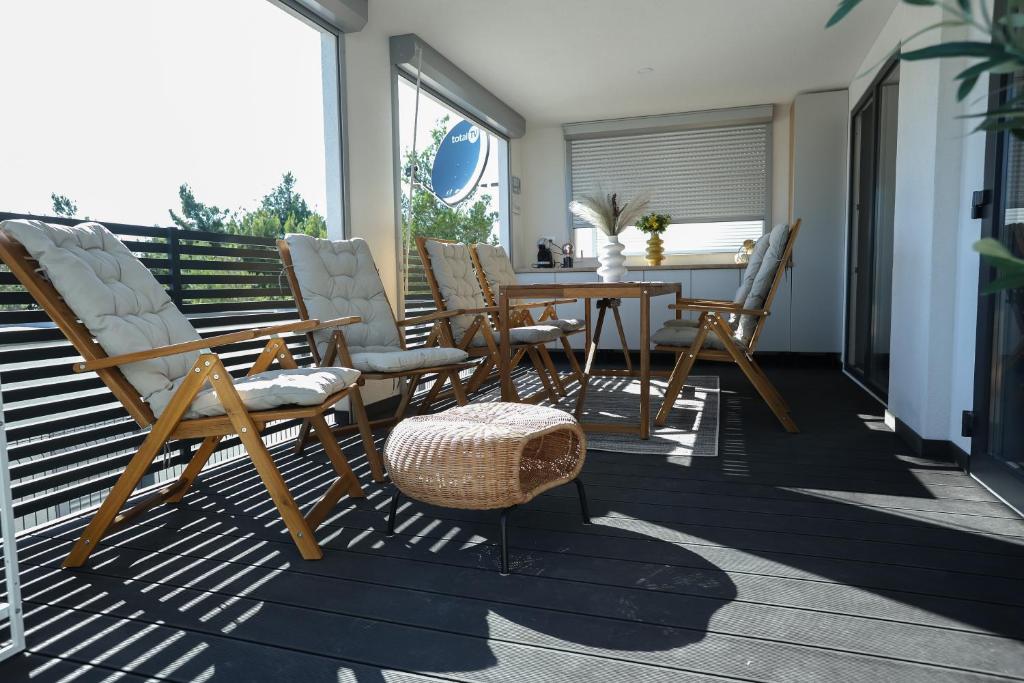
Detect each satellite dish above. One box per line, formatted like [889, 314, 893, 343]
[431, 120, 490, 207]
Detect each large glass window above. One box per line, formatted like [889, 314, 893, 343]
[395, 74, 509, 321]
[0, 0, 343, 237]
[567, 122, 770, 257]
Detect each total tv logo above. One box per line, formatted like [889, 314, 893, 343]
[450, 125, 480, 145]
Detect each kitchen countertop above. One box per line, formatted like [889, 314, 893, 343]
[515, 261, 746, 274]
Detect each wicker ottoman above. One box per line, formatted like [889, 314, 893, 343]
[383, 402, 589, 574]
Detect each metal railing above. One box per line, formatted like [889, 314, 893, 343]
[0, 213, 315, 531]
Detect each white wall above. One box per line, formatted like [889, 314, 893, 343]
[513, 106, 793, 270]
[851, 2, 986, 449]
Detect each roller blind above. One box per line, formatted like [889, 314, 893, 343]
[568, 124, 770, 229]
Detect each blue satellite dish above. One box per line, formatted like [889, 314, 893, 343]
[431, 120, 490, 206]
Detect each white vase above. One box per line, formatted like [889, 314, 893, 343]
[597, 235, 627, 283]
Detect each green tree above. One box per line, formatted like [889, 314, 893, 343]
[223, 173, 327, 238]
[260, 172, 311, 226]
[169, 184, 230, 232]
[50, 193, 78, 217]
[401, 116, 499, 247]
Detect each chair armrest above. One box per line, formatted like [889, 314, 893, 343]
[670, 302, 769, 317]
[309, 315, 361, 331]
[455, 306, 498, 315]
[506, 298, 578, 310]
[72, 318, 358, 373]
[396, 310, 461, 326]
[671, 297, 735, 306]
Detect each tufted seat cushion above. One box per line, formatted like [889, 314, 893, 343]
[470, 324, 563, 347]
[0, 219, 361, 419]
[424, 239, 491, 344]
[349, 346, 470, 373]
[1, 219, 205, 417]
[425, 239, 564, 347]
[185, 366, 360, 418]
[284, 234, 402, 360]
[544, 318, 585, 332]
[652, 223, 790, 352]
[736, 223, 789, 345]
[473, 243, 583, 333]
[472, 242, 518, 292]
[652, 323, 735, 351]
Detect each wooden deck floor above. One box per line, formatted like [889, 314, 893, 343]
[3, 363, 1023, 682]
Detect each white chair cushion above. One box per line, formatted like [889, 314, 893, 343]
[664, 318, 700, 328]
[469, 325, 563, 347]
[736, 223, 790, 344]
[0, 219, 202, 416]
[349, 347, 470, 373]
[652, 323, 736, 351]
[284, 234, 401, 360]
[472, 242, 517, 293]
[545, 318, 585, 332]
[423, 239, 489, 344]
[185, 367, 360, 419]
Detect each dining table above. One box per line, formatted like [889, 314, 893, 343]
[497, 280, 682, 439]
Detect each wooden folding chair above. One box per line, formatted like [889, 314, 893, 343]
[415, 236, 563, 403]
[0, 219, 380, 566]
[469, 242, 586, 397]
[278, 236, 478, 463]
[653, 220, 802, 433]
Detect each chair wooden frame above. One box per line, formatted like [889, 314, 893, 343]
[415, 236, 560, 403]
[654, 219, 802, 433]
[468, 244, 586, 398]
[277, 239, 477, 465]
[0, 232, 379, 567]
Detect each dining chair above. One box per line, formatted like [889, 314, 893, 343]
[416, 236, 563, 402]
[469, 242, 586, 396]
[278, 234, 478, 465]
[652, 219, 802, 432]
[0, 218, 378, 566]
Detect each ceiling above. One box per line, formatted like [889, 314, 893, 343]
[365, 0, 898, 126]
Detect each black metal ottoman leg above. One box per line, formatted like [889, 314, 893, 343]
[499, 506, 515, 575]
[386, 489, 402, 536]
[574, 478, 591, 525]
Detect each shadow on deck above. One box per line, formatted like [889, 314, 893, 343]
[3, 364, 1023, 682]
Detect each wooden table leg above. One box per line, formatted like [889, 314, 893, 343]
[639, 289, 651, 440]
[499, 288, 513, 401]
[574, 298, 607, 419]
[610, 299, 633, 373]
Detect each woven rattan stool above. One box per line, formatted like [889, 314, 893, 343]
[384, 402, 589, 574]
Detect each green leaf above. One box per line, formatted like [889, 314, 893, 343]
[974, 237, 1024, 266]
[981, 271, 1024, 293]
[901, 41, 1009, 61]
[955, 0, 971, 9]
[826, 0, 864, 28]
[958, 73, 980, 100]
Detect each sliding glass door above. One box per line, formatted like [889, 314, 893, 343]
[972, 63, 1024, 511]
[845, 58, 899, 401]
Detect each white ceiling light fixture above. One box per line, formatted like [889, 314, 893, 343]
[637, 66, 654, 75]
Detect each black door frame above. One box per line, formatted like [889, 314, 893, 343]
[970, 0, 1024, 512]
[843, 52, 900, 402]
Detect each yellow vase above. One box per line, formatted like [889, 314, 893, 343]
[645, 233, 664, 266]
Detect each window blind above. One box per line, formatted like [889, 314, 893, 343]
[568, 124, 770, 230]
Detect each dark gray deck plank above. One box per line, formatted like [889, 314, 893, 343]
[17, 551, 1024, 682]
[4, 365, 1023, 683]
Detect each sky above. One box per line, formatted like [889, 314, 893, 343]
[0, 0, 331, 226]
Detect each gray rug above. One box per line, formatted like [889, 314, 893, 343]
[479, 374, 719, 457]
